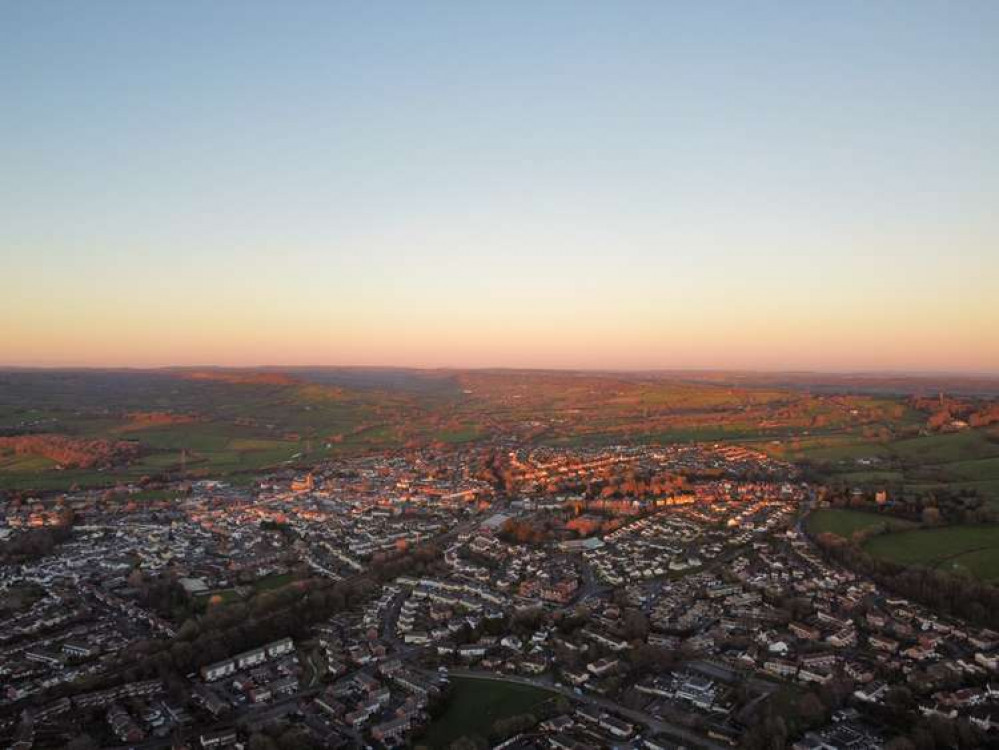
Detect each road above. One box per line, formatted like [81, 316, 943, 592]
[576, 556, 612, 603]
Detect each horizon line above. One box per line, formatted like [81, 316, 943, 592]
[2, 363, 999, 380]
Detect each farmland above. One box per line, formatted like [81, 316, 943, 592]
[764, 427, 999, 507]
[1, 368, 997, 494]
[807, 509, 915, 539]
[864, 525, 999, 583]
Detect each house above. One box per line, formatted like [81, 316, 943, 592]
[458, 643, 488, 660]
[764, 659, 798, 678]
[586, 658, 619, 676]
[789, 622, 821, 641]
[107, 704, 143, 743]
[676, 675, 715, 709]
[62, 641, 97, 658]
[193, 686, 229, 717]
[235, 647, 266, 669]
[201, 659, 236, 682]
[199, 728, 238, 748]
[372, 716, 410, 743]
[541, 715, 574, 732]
[869, 634, 898, 653]
[599, 714, 634, 738]
[854, 681, 888, 704]
[563, 669, 590, 686]
[266, 637, 295, 658]
[801, 653, 837, 670]
[270, 675, 299, 696]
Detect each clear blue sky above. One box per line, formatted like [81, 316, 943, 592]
[2, 1, 997, 371]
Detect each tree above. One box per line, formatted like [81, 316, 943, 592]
[64, 736, 99, 750]
[248, 735, 279, 750]
[796, 692, 826, 727]
[277, 727, 317, 750]
[621, 608, 649, 640]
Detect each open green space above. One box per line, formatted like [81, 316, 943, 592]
[946, 457, 999, 481]
[863, 525, 999, 582]
[751, 434, 892, 463]
[436, 425, 485, 443]
[253, 572, 296, 592]
[889, 431, 999, 463]
[807, 509, 914, 539]
[767, 428, 999, 508]
[836, 470, 905, 484]
[202, 572, 299, 606]
[0, 453, 58, 472]
[419, 676, 556, 749]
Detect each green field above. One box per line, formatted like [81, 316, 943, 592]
[203, 571, 299, 605]
[419, 677, 555, 749]
[0, 453, 58, 472]
[0, 420, 312, 491]
[837, 470, 905, 484]
[253, 572, 296, 592]
[773, 429, 999, 508]
[947, 457, 999, 481]
[807, 509, 914, 538]
[864, 525, 999, 582]
[766, 436, 893, 463]
[890, 431, 999, 463]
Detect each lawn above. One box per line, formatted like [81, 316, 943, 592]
[253, 572, 296, 592]
[419, 677, 556, 748]
[836, 470, 905, 484]
[944, 457, 999, 481]
[863, 525, 999, 582]
[203, 572, 298, 606]
[807, 509, 914, 539]
[790, 429, 999, 510]
[757, 434, 889, 461]
[0, 467, 126, 491]
[890, 431, 999, 464]
[0, 453, 58, 472]
[436, 426, 484, 444]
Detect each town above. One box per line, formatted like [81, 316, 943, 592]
[3, 441, 999, 750]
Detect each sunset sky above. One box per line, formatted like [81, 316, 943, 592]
[3, 2, 997, 372]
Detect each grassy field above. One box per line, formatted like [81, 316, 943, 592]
[420, 677, 556, 749]
[758, 435, 893, 463]
[253, 572, 296, 592]
[890, 431, 999, 463]
[203, 571, 299, 606]
[0, 419, 313, 491]
[0, 453, 58, 472]
[836, 470, 905, 484]
[864, 525, 999, 582]
[807, 509, 915, 538]
[764, 428, 999, 508]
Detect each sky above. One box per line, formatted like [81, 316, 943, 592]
[2, 1, 997, 373]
